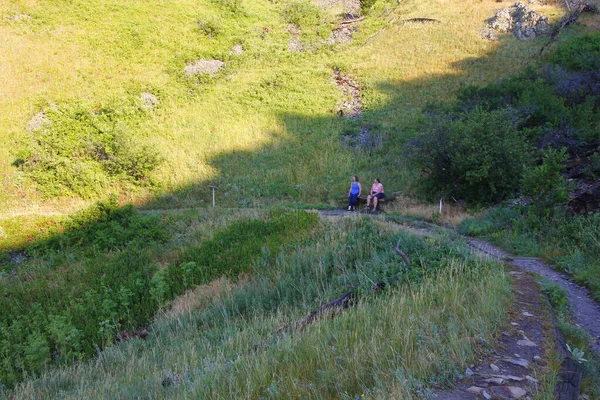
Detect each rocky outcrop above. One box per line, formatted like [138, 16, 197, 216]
[481, 2, 549, 40]
[184, 59, 225, 77]
[26, 112, 51, 134]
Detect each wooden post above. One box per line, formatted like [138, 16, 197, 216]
[208, 186, 217, 208]
[439, 198, 443, 214]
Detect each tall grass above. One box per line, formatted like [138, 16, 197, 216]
[10, 217, 510, 398]
[460, 208, 600, 302]
[0, 200, 317, 387]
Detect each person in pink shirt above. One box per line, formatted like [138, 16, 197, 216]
[366, 178, 384, 210]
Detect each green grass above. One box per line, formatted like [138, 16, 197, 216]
[8, 217, 511, 399]
[539, 279, 600, 398]
[0, 200, 317, 387]
[459, 208, 600, 302]
[0, 0, 567, 212]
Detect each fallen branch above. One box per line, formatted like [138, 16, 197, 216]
[294, 291, 356, 331]
[540, 2, 599, 53]
[404, 18, 440, 24]
[340, 17, 365, 25]
[291, 238, 411, 331]
[393, 238, 410, 265]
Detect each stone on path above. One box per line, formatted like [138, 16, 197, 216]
[466, 386, 485, 394]
[489, 386, 527, 399]
[490, 363, 500, 373]
[517, 339, 537, 347]
[505, 358, 530, 368]
[522, 312, 534, 317]
[492, 374, 525, 382]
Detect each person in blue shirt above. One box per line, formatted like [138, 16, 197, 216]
[347, 175, 362, 211]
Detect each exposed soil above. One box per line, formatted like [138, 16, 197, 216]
[333, 68, 363, 119]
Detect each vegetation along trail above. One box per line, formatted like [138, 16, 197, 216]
[319, 210, 600, 358]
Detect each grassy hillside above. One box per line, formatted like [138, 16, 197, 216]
[0, 0, 566, 214]
[8, 215, 511, 398]
[5, 0, 600, 396]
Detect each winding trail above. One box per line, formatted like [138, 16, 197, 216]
[468, 238, 600, 357]
[317, 210, 600, 358]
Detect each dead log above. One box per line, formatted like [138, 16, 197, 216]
[555, 357, 584, 400]
[340, 17, 365, 25]
[294, 291, 356, 331]
[403, 18, 441, 24]
[292, 239, 410, 331]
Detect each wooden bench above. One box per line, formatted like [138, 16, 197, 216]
[353, 192, 399, 212]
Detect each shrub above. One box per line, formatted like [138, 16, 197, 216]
[549, 32, 600, 72]
[282, 0, 323, 29]
[15, 100, 160, 198]
[521, 147, 571, 217]
[407, 107, 530, 205]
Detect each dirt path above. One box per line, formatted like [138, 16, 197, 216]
[318, 210, 600, 357]
[468, 238, 600, 357]
[318, 210, 600, 398]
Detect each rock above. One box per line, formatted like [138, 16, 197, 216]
[484, 377, 505, 385]
[525, 375, 538, 383]
[510, 322, 519, 326]
[481, 2, 549, 41]
[533, 355, 541, 361]
[522, 312, 534, 317]
[491, 374, 525, 382]
[140, 92, 158, 110]
[466, 386, 485, 394]
[483, 390, 492, 400]
[326, 25, 357, 44]
[490, 364, 501, 373]
[483, 8, 514, 39]
[513, 2, 549, 40]
[26, 112, 51, 134]
[313, 0, 360, 14]
[465, 368, 474, 376]
[489, 386, 527, 399]
[517, 339, 537, 347]
[3, 13, 31, 22]
[288, 37, 304, 53]
[502, 331, 511, 336]
[231, 44, 244, 55]
[184, 59, 225, 77]
[505, 358, 530, 368]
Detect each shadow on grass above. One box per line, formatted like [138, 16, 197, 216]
[0, 34, 540, 388]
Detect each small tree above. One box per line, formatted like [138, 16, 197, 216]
[521, 147, 571, 218]
[407, 107, 530, 205]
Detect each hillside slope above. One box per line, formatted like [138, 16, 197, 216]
[0, 0, 565, 214]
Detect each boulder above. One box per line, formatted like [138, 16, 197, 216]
[481, 2, 549, 41]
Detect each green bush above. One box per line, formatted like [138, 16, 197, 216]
[15, 100, 160, 198]
[549, 32, 600, 72]
[407, 107, 530, 204]
[521, 147, 571, 217]
[282, 0, 323, 29]
[0, 207, 318, 388]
